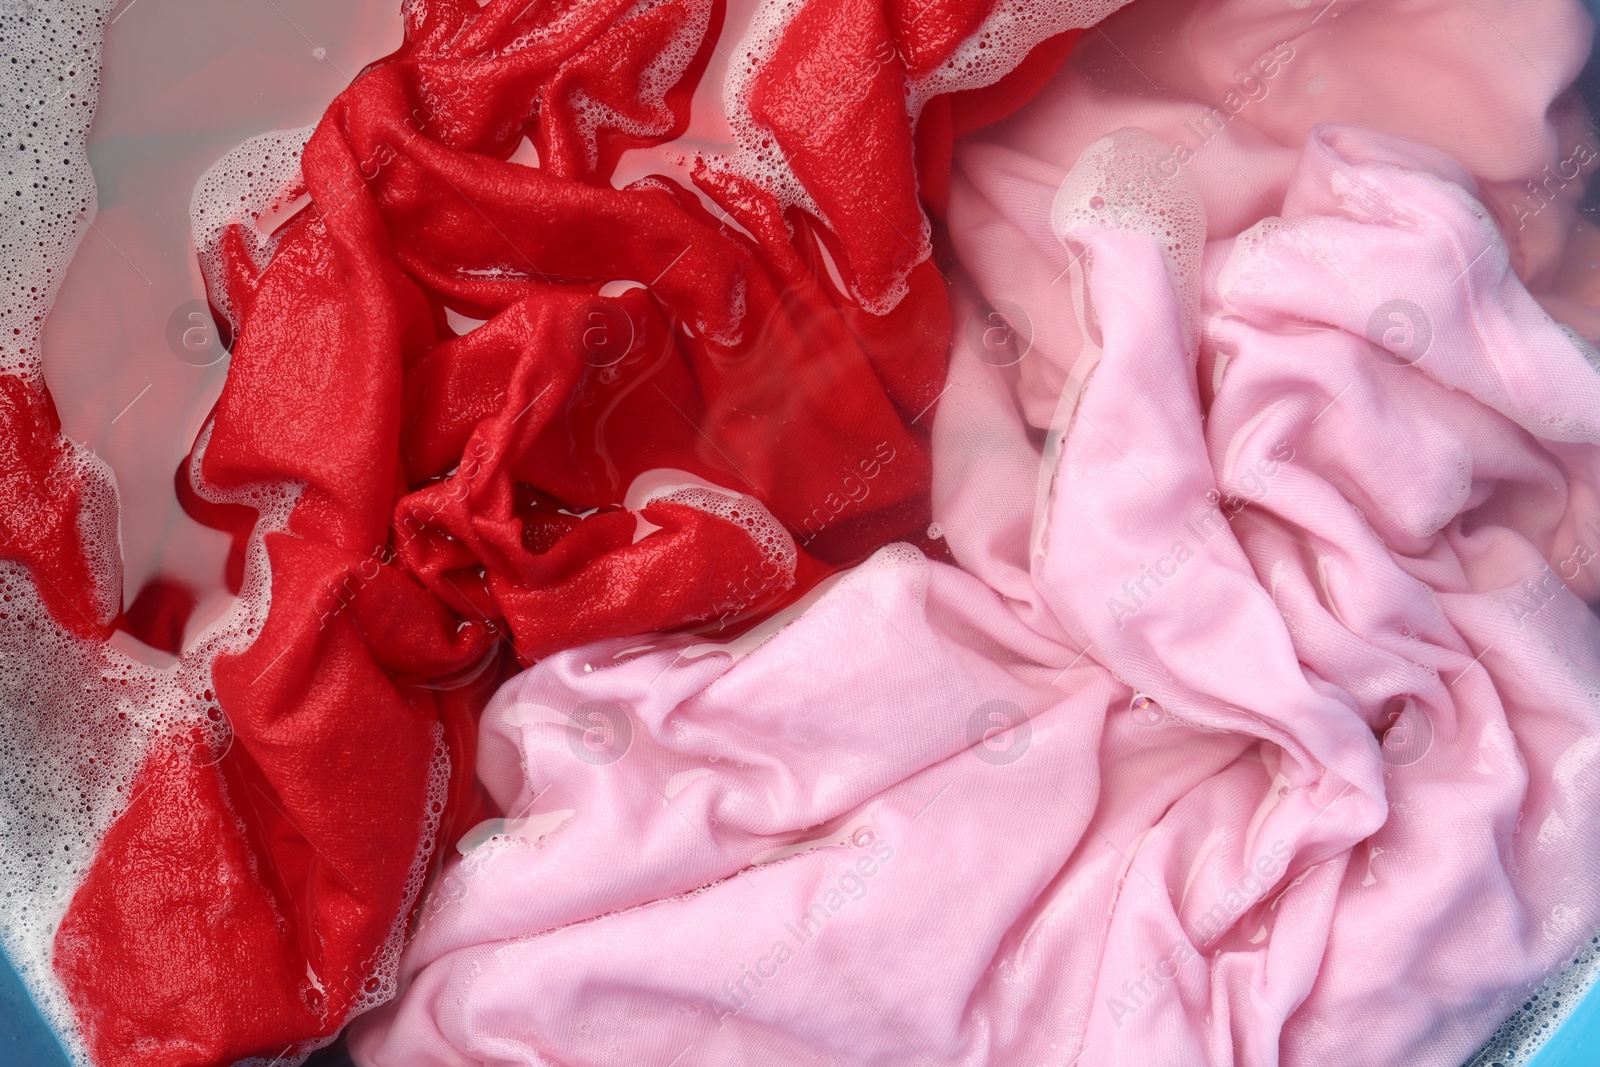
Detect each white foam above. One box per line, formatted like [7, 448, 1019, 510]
[715, 0, 829, 245]
[0, 0, 111, 379]
[905, 0, 1133, 115]
[569, 0, 713, 172]
[0, 1, 125, 1059]
[350, 724, 449, 1014]
[622, 466, 735, 510]
[625, 468, 799, 594]
[1050, 128, 1207, 353]
[653, 484, 798, 587]
[64, 440, 123, 629]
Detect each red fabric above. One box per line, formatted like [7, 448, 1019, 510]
[0, 374, 110, 638]
[54, 743, 328, 1062]
[119, 578, 196, 656]
[0, 0, 1089, 1063]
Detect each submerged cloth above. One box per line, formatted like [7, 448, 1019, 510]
[349, 17, 1600, 1067]
[0, 1, 1121, 1066]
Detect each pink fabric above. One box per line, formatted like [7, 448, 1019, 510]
[349, 1, 1600, 1064]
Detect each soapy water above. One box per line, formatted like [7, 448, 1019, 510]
[1464, 933, 1600, 1067]
[6, 0, 1600, 1063]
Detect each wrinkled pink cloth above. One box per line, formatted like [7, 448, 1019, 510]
[349, 0, 1600, 1064]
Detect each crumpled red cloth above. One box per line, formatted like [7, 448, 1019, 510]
[3, 1, 1084, 1064]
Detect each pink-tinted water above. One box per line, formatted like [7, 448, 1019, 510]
[42, 0, 402, 660]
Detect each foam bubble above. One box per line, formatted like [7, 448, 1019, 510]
[0, 414, 299, 1066]
[0, 1, 131, 1058]
[649, 484, 798, 590]
[337, 723, 448, 1029]
[1050, 127, 1207, 352]
[0, 0, 110, 380]
[715, 0, 829, 240]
